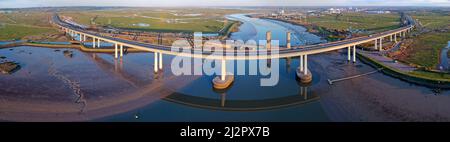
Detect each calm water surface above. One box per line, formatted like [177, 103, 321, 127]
[227, 14, 325, 47]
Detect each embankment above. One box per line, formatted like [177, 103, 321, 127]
[1, 42, 147, 53]
[357, 52, 450, 89]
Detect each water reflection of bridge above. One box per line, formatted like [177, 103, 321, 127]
[164, 86, 318, 111]
[84, 52, 319, 111]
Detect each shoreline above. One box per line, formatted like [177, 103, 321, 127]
[261, 17, 450, 88]
[438, 42, 450, 71]
[357, 52, 450, 89]
[2, 39, 449, 89]
[259, 17, 334, 41]
[0, 41, 148, 53]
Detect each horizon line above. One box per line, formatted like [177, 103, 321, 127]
[1, 5, 449, 9]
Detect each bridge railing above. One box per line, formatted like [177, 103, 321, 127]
[53, 13, 414, 58]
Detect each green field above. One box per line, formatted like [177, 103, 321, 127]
[410, 11, 450, 30]
[399, 11, 450, 69]
[60, 8, 245, 33]
[402, 32, 449, 68]
[0, 11, 59, 41]
[307, 12, 401, 33]
[0, 24, 57, 40]
[0, 11, 52, 27]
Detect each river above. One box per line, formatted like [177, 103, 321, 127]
[439, 41, 450, 71]
[227, 14, 325, 47]
[0, 15, 449, 122]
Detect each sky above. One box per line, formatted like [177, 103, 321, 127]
[0, 0, 449, 8]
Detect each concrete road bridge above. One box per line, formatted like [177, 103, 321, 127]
[51, 13, 414, 88]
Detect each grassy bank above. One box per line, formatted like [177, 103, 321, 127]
[393, 11, 450, 69]
[60, 8, 245, 33]
[410, 11, 450, 30]
[272, 12, 401, 41]
[0, 24, 58, 41]
[22, 42, 146, 53]
[219, 20, 240, 37]
[0, 11, 63, 41]
[307, 12, 401, 33]
[1, 42, 146, 53]
[357, 52, 450, 88]
[400, 31, 450, 68]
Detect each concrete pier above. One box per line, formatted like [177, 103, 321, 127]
[296, 55, 312, 83]
[120, 44, 123, 57]
[114, 44, 118, 58]
[213, 59, 234, 89]
[93, 37, 96, 48]
[394, 33, 397, 43]
[266, 31, 271, 49]
[348, 46, 351, 61]
[297, 68, 312, 84]
[213, 75, 234, 89]
[159, 52, 163, 70]
[353, 45, 356, 63]
[97, 39, 101, 48]
[154, 52, 158, 72]
[300, 55, 304, 72]
[379, 38, 383, 51]
[374, 39, 378, 50]
[286, 31, 291, 49]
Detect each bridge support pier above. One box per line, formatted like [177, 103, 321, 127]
[394, 33, 397, 43]
[221, 59, 226, 81]
[159, 52, 163, 70]
[300, 55, 304, 72]
[114, 44, 118, 59]
[296, 55, 312, 83]
[347, 46, 351, 61]
[97, 39, 101, 48]
[286, 31, 291, 49]
[120, 44, 123, 57]
[266, 31, 271, 50]
[154, 52, 158, 73]
[374, 39, 378, 50]
[213, 59, 234, 89]
[353, 45, 356, 63]
[93, 37, 96, 48]
[379, 38, 383, 51]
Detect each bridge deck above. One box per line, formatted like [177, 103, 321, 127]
[53, 14, 413, 60]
